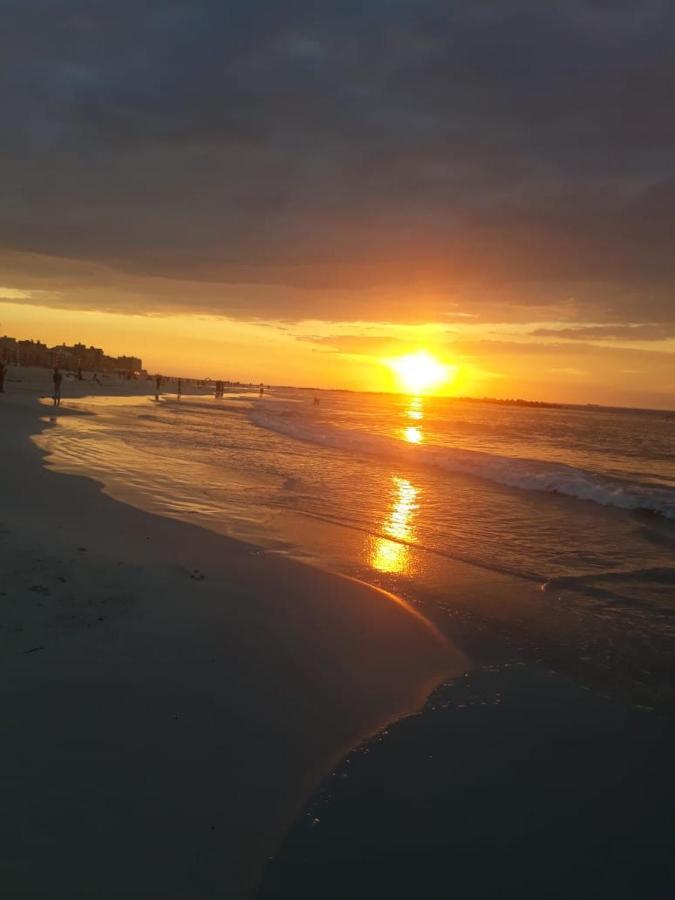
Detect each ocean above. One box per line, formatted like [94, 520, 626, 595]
[38, 388, 675, 705]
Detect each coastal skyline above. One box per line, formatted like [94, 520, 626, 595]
[4, 322, 675, 410]
[2, 2, 675, 408]
[2, 305, 675, 408]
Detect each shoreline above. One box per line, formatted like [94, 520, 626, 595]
[34, 385, 675, 715]
[0, 381, 465, 898]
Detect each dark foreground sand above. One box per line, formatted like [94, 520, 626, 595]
[0, 382, 465, 898]
[260, 665, 675, 899]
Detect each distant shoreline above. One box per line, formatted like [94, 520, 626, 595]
[3, 335, 673, 413]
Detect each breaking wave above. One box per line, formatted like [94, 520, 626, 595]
[250, 406, 675, 520]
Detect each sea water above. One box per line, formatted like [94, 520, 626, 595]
[38, 388, 675, 703]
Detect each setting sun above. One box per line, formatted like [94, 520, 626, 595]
[387, 350, 455, 395]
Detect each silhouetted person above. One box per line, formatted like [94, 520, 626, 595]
[52, 367, 62, 407]
[259, 383, 264, 398]
[155, 374, 162, 401]
[177, 378, 182, 400]
[77, 365, 83, 380]
[0, 360, 6, 393]
[313, 396, 320, 406]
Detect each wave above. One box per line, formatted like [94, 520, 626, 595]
[250, 407, 675, 520]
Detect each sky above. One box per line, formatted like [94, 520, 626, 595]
[1, 0, 674, 406]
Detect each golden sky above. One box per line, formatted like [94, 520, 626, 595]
[3, 296, 674, 408]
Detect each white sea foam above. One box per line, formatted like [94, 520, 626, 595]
[250, 407, 675, 520]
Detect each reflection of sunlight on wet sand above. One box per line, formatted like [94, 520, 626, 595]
[371, 476, 419, 574]
[404, 426, 422, 443]
[372, 538, 407, 574]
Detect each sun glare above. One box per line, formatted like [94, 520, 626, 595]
[387, 350, 454, 395]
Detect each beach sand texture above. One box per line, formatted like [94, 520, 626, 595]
[0, 372, 464, 898]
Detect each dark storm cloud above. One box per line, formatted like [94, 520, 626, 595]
[2, 0, 675, 321]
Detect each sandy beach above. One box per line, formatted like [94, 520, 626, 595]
[0, 371, 464, 898]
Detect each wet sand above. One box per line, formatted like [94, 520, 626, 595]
[260, 664, 675, 899]
[0, 374, 465, 898]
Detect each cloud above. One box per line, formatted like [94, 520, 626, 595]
[530, 323, 675, 341]
[2, 1, 675, 322]
[0, 286, 33, 300]
[296, 333, 456, 355]
[448, 339, 675, 363]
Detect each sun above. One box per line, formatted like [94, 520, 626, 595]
[387, 350, 454, 395]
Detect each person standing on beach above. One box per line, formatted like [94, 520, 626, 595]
[0, 360, 6, 393]
[52, 367, 62, 407]
[177, 378, 182, 400]
[155, 374, 162, 401]
[259, 383, 264, 398]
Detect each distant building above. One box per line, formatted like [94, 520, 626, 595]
[51, 343, 105, 370]
[113, 355, 143, 373]
[0, 334, 142, 373]
[0, 336, 51, 366]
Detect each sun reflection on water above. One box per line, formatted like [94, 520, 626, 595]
[404, 426, 423, 443]
[371, 476, 419, 574]
[407, 396, 424, 421]
[403, 397, 424, 443]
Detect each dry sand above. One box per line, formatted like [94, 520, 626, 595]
[0, 370, 466, 898]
